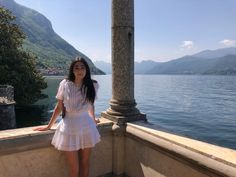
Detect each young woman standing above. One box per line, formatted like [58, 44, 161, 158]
[34, 57, 100, 177]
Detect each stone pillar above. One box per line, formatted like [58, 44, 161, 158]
[101, 1, 146, 176]
[0, 85, 16, 130]
[101, 0, 146, 125]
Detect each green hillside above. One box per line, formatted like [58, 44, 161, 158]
[0, 0, 105, 75]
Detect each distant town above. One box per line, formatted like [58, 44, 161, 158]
[39, 68, 66, 76]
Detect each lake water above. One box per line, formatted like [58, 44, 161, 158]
[16, 75, 236, 150]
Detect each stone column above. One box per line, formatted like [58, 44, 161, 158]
[101, 2, 146, 176]
[101, 0, 146, 125]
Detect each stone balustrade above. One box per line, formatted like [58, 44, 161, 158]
[1, 119, 236, 177]
[0, 118, 113, 177]
[125, 122, 236, 177]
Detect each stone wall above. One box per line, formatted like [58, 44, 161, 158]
[1, 120, 236, 177]
[0, 119, 114, 177]
[0, 85, 16, 130]
[125, 122, 236, 177]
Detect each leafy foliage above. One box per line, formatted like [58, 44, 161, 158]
[0, 6, 47, 105]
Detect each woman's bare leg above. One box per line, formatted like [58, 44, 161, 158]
[79, 148, 92, 177]
[65, 151, 79, 177]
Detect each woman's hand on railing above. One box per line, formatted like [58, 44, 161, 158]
[94, 118, 100, 125]
[33, 126, 50, 131]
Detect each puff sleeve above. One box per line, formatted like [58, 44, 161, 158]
[56, 79, 66, 100]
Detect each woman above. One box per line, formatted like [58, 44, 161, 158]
[34, 57, 100, 177]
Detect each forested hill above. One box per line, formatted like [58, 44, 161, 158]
[0, 0, 105, 75]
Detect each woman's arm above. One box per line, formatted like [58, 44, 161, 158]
[88, 104, 100, 124]
[33, 100, 63, 131]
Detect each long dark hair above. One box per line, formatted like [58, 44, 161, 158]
[68, 57, 97, 104]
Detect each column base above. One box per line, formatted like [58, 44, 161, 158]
[101, 108, 146, 125]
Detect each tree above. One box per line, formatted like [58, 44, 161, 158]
[0, 6, 47, 105]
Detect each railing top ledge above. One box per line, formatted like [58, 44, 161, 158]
[0, 118, 113, 141]
[126, 122, 236, 168]
[0, 118, 113, 156]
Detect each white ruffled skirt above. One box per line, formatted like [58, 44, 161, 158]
[51, 111, 100, 151]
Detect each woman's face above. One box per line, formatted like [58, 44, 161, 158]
[73, 61, 86, 80]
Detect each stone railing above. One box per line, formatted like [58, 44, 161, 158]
[0, 118, 114, 177]
[1, 119, 236, 177]
[125, 122, 236, 177]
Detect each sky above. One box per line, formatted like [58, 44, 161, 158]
[14, 0, 236, 63]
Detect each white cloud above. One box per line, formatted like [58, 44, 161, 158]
[180, 41, 194, 50]
[219, 39, 236, 47]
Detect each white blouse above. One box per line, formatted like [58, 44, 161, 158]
[56, 79, 99, 113]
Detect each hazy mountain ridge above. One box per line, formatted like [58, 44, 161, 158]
[95, 47, 236, 75]
[135, 60, 160, 74]
[192, 47, 236, 59]
[94, 60, 160, 74]
[0, 0, 104, 74]
[147, 52, 236, 75]
[94, 61, 112, 74]
[204, 55, 236, 74]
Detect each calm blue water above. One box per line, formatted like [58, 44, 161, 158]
[16, 75, 236, 149]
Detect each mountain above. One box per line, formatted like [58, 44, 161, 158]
[135, 60, 160, 74]
[204, 55, 236, 74]
[0, 0, 104, 75]
[94, 60, 160, 74]
[94, 48, 236, 75]
[147, 54, 236, 75]
[94, 61, 112, 74]
[192, 47, 236, 59]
